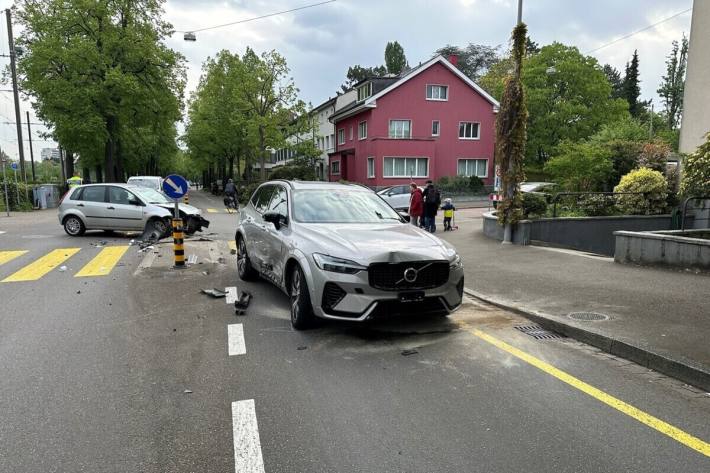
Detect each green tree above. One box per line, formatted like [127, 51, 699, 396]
[524, 43, 628, 164]
[495, 23, 528, 236]
[657, 35, 688, 129]
[384, 41, 408, 75]
[16, 0, 185, 182]
[602, 64, 624, 99]
[341, 64, 387, 91]
[435, 43, 499, 80]
[544, 141, 613, 191]
[680, 132, 710, 196]
[622, 50, 642, 118]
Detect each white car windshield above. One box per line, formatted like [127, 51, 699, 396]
[134, 187, 171, 204]
[293, 189, 403, 223]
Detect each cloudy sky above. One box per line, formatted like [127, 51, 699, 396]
[0, 0, 694, 162]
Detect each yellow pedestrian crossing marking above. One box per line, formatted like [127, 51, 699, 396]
[228, 241, 237, 251]
[2, 248, 81, 282]
[75, 246, 129, 277]
[206, 208, 218, 213]
[0, 250, 28, 266]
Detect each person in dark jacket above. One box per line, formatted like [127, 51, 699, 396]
[408, 183, 423, 226]
[420, 180, 433, 228]
[423, 182, 440, 232]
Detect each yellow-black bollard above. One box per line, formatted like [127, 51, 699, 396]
[173, 218, 185, 268]
[184, 192, 189, 205]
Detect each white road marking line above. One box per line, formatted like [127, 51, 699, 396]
[187, 254, 198, 265]
[232, 399, 266, 473]
[228, 324, 246, 356]
[529, 245, 613, 261]
[0, 230, 6, 234]
[225, 286, 238, 304]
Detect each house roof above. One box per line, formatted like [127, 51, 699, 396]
[311, 96, 336, 113]
[330, 55, 500, 123]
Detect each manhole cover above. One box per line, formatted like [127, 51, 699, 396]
[568, 312, 610, 321]
[514, 325, 565, 340]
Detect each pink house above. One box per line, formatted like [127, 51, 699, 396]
[328, 55, 499, 188]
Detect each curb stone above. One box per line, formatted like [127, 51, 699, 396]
[464, 287, 710, 393]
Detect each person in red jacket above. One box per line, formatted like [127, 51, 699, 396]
[408, 183, 423, 226]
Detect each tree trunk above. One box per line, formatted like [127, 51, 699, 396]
[95, 165, 103, 183]
[258, 126, 266, 181]
[228, 155, 235, 181]
[65, 150, 74, 179]
[116, 136, 124, 182]
[104, 116, 117, 182]
[82, 167, 91, 184]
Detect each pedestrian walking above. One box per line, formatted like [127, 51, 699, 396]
[408, 183, 423, 226]
[420, 180, 433, 228]
[423, 182, 440, 233]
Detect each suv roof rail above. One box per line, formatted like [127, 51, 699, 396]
[269, 179, 295, 189]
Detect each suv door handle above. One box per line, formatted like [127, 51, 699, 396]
[77, 203, 84, 207]
[107, 206, 115, 210]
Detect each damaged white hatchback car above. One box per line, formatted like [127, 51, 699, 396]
[235, 180, 464, 329]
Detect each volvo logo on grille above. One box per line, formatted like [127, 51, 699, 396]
[403, 267, 418, 283]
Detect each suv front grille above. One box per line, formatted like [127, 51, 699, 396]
[368, 261, 449, 291]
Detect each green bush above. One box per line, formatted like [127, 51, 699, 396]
[436, 175, 486, 194]
[680, 133, 710, 197]
[0, 181, 35, 211]
[238, 181, 262, 205]
[545, 141, 613, 191]
[577, 194, 618, 216]
[522, 192, 547, 218]
[269, 164, 316, 181]
[614, 168, 668, 215]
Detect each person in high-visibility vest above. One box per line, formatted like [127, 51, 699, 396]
[67, 176, 83, 189]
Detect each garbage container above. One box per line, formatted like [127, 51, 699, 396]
[40, 184, 61, 208]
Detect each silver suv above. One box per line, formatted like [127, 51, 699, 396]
[235, 181, 464, 329]
[58, 184, 208, 236]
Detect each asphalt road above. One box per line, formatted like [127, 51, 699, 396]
[1, 189, 708, 472]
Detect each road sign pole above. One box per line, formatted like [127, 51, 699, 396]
[14, 167, 19, 205]
[173, 199, 185, 269]
[162, 175, 189, 269]
[2, 160, 9, 216]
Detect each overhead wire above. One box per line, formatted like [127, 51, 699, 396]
[174, 0, 337, 33]
[585, 7, 692, 54]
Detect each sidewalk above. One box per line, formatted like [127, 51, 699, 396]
[439, 225, 710, 391]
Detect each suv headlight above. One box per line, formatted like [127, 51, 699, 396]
[449, 254, 463, 270]
[313, 253, 367, 275]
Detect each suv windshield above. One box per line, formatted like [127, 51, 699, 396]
[133, 187, 170, 204]
[292, 189, 403, 223]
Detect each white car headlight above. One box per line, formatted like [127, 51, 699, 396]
[449, 254, 463, 270]
[313, 253, 367, 275]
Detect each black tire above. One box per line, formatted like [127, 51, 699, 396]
[289, 264, 315, 330]
[63, 215, 85, 236]
[237, 236, 258, 281]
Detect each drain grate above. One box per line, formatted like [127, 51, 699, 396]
[514, 325, 566, 340]
[568, 312, 610, 321]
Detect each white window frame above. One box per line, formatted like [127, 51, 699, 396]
[337, 128, 345, 145]
[382, 156, 429, 178]
[457, 158, 488, 178]
[426, 84, 449, 101]
[350, 126, 353, 141]
[358, 121, 368, 140]
[431, 120, 440, 137]
[458, 121, 481, 140]
[367, 157, 375, 178]
[331, 160, 340, 175]
[388, 119, 412, 139]
[357, 83, 372, 102]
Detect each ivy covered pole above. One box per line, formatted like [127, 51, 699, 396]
[496, 21, 528, 244]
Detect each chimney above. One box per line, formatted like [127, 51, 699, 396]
[448, 54, 458, 66]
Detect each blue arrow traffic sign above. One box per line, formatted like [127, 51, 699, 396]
[162, 174, 188, 199]
[10, 162, 17, 171]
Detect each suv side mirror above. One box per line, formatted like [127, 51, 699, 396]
[263, 211, 287, 229]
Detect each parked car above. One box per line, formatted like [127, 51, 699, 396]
[58, 184, 209, 237]
[127, 176, 163, 192]
[377, 185, 420, 211]
[520, 182, 557, 193]
[235, 180, 464, 329]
